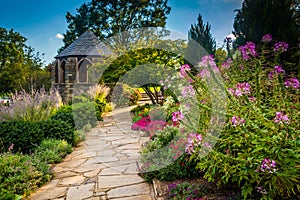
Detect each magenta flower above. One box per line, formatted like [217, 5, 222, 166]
[197, 69, 210, 78]
[268, 66, 285, 79]
[231, 116, 246, 126]
[274, 41, 288, 52]
[274, 112, 290, 124]
[257, 158, 277, 174]
[262, 34, 272, 42]
[239, 41, 257, 60]
[221, 58, 232, 69]
[180, 64, 191, 78]
[181, 85, 195, 98]
[172, 111, 184, 122]
[185, 133, 203, 155]
[200, 55, 217, 68]
[284, 77, 300, 89]
[228, 82, 251, 97]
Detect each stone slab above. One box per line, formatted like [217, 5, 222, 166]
[107, 183, 151, 199]
[66, 183, 94, 200]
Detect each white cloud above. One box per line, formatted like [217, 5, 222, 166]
[226, 33, 236, 40]
[55, 33, 64, 39]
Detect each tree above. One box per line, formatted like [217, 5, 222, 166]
[233, 0, 299, 47]
[186, 14, 216, 66]
[0, 27, 47, 93]
[60, 0, 171, 51]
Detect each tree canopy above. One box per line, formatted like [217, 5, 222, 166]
[0, 27, 50, 93]
[61, 0, 171, 51]
[186, 14, 216, 66]
[233, 0, 299, 47]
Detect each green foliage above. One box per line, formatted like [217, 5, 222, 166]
[167, 181, 208, 200]
[33, 139, 72, 164]
[73, 130, 86, 146]
[0, 153, 52, 199]
[139, 126, 199, 182]
[233, 0, 299, 48]
[50, 105, 75, 128]
[0, 119, 75, 154]
[72, 102, 98, 129]
[113, 84, 142, 107]
[0, 27, 47, 93]
[60, 0, 171, 50]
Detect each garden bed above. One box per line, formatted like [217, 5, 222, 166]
[152, 178, 241, 200]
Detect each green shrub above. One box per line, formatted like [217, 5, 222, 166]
[51, 105, 75, 128]
[73, 130, 86, 146]
[0, 153, 52, 199]
[72, 102, 98, 129]
[33, 139, 72, 164]
[37, 119, 75, 145]
[0, 119, 75, 154]
[0, 120, 43, 154]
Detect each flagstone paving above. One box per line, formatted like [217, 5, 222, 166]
[30, 106, 154, 200]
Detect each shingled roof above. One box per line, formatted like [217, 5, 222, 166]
[55, 30, 107, 58]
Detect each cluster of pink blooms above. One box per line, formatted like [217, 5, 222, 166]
[262, 34, 272, 43]
[257, 158, 277, 174]
[181, 85, 195, 98]
[172, 111, 184, 122]
[284, 77, 300, 89]
[185, 133, 203, 155]
[268, 65, 285, 79]
[221, 58, 233, 69]
[231, 116, 246, 126]
[131, 116, 166, 132]
[180, 64, 191, 78]
[228, 82, 251, 97]
[274, 41, 289, 52]
[273, 112, 290, 124]
[239, 41, 257, 60]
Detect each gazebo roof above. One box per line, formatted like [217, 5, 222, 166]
[55, 30, 107, 59]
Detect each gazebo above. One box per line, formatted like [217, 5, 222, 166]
[52, 30, 106, 102]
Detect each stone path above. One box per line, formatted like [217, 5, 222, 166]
[30, 106, 154, 200]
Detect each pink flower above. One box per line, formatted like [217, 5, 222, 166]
[239, 41, 257, 60]
[257, 186, 268, 195]
[221, 58, 232, 69]
[268, 66, 285, 80]
[180, 64, 191, 78]
[262, 34, 272, 42]
[274, 112, 289, 124]
[185, 133, 202, 155]
[200, 55, 217, 69]
[274, 41, 288, 52]
[197, 69, 210, 78]
[231, 116, 246, 126]
[228, 82, 251, 97]
[172, 111, 184, 122]
[257, 158, 277, 174]
[284, 77, 300, 89]
[181, 85, 195, 98]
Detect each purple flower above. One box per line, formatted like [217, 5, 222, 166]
[185, 133, 203, 155]
[197, 69, 210, 78]
[274, 112, 290, 124]
[231, 116, 246, 126]
[262, 34, 272, 42]
[172, 111, 184, 122]
[274, 65, 285, 74]
[181, 85, 195, 98]
[284, 77, 300, 89]
[200, 55, 217, 69]
[274, 41, 288, 52]
[228, 82, 251, 97]
[180, 64, 191, 78]
[221, 58, 232, 69]
[239, 41, 257, 60]
[257, 158, 277, 174]
[268, 66, 285, 80]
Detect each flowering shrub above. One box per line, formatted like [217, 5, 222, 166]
[0, 88, 61, 122]
[140, 34, 300, 199]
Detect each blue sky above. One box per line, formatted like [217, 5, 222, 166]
[0, 0, 242, 65]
